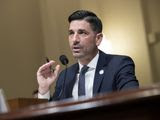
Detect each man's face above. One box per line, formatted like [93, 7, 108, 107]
[68, 20, 102, 60]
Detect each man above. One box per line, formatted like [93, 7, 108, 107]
[37, 10, 139, 101]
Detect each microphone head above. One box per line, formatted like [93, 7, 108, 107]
[59, 55, 69, 65]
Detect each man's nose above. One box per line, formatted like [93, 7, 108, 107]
[73, 33, 80, 43]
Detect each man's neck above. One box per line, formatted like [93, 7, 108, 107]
[79, 50, 99, 65]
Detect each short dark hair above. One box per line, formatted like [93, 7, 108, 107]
[68, 10, 103, 33]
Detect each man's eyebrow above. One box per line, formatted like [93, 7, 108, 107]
[68, 29, 87, 32]
[78, 29, 84, 31]
[78, 29, 87, 32]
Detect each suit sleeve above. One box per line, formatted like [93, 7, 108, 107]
[115, 56, 139, 90]
[50, 71, 65, 101]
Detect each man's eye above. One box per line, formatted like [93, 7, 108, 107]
[69, 31, 74, 35]
[78, 31, 87, 35]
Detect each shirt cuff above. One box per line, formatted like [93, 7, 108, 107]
[38, 91, 50, 100]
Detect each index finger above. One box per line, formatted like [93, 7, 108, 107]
[38, 60, 55, 73]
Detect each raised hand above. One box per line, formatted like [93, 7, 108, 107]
[37, 60, 61, 95]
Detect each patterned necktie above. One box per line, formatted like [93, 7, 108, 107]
[78, 65, 89, 96]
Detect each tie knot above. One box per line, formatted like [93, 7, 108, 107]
[80, 65, 89, 75]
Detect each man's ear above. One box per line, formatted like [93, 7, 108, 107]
[96, 33, 103, 46]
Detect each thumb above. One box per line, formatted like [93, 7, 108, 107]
[54, 64, 61, 77]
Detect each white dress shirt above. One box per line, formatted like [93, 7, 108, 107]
[38, 52, 99, 100]
[72, 52, 99, 100]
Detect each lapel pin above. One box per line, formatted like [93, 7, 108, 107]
[99, 69, 104, 75]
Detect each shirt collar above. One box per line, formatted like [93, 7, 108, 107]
[78, 51, 99, 72]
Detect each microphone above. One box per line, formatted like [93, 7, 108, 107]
[56, 55, 69, 100]
[59, 55, 69, 65]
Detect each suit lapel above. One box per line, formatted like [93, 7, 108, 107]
[64, 51, 111, 97]
[93, 51, 109, 94]
[65, 63, 79, 98]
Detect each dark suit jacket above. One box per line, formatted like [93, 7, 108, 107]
[51, 50, 139, 100]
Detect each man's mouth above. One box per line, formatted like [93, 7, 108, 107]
[72, 46, 81, 52]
